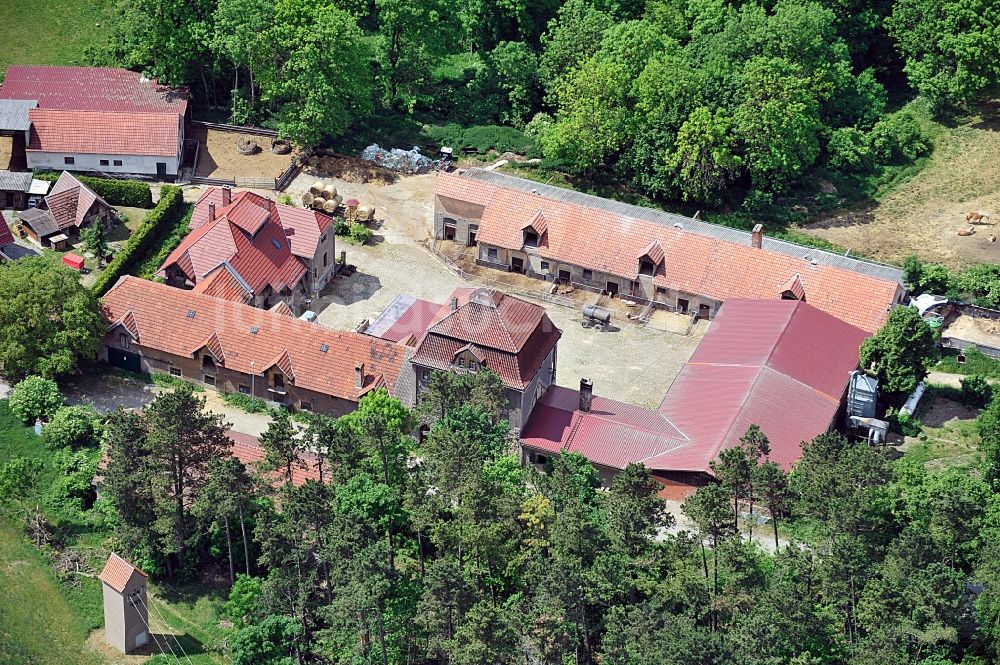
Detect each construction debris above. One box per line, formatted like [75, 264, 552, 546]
[360, 144, 445, 174]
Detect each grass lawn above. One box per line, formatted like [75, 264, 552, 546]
[0, 519, 104, 665]
[0, 0, 111, 75]
[899, 388, 982, 470]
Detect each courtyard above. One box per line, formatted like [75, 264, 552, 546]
[299, 171, 704, 409]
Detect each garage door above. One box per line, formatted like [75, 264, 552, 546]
[108, 349, 141, 373]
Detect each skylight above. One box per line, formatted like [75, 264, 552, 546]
[320, 343, 329, 353]
[250, 326, 259, 334]
[271, 238, 282, 249]
[187, 310, 196, 318]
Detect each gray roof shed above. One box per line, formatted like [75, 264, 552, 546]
[0, 170, 32, 192]
[0, 99, 38, 132]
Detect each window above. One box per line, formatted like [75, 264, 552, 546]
[582, 269, 593, 280]
[100, 159, 110, 166]
[631, 280, 640, 293]
[534, 453, 549, 465]
[457, 357, 466, 368]
[523, 230, 539, 247]
[300, 401, 313, 412]
[169, 367, 182, 377]
[487, 247, 498, 260]
[274, 374, 284, 389]
[320, 233, 327, 243]
[639, 259, 656, 276]
[238, 384, 250, 395]
[118, 333, 130, 349]
[421, 369, 430, 381]
[540, 261, 549, 272]
[113, 159, 123, 167]
[204, 374, 216, 387]
[470, 360, 479, 371]
[323, 252, 328, 267]
[64, 156, 75, 165]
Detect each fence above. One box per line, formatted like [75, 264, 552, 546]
[191, 120, 278, 137]
[940, 337, 1000, 359]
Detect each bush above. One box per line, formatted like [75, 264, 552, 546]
[961, 375, 993, 409]
[42, 406, 101, 450]
[424, 123, 539, 157]
[150, 372, 205, 392]
[868, 111, 931, 164]
[888, 408, 922, 437]
[935, 347, 1000, 380]
[9, 376, 63, 424]
[91, 186, 188, 295]
[33, 172, 153, 208]
[222, 392, 270, 414]
[349, 222, 373, 245]
[45, 448, 98, 514]
[334, 220, 351, 236]
[827, 127, 872, 171]
[137, 203, 196, 279]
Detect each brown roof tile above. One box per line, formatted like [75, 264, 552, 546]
[98, 553, 147, 593]
[102, 277, 408, 402]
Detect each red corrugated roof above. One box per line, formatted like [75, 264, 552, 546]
[27, 109, 180, 158]
[0, 66, 188, 115]
[98, 553, 147, 593]
[102, 277, 408, 402]
[437, 172, 902, 332]
[521, 299, 868, 474]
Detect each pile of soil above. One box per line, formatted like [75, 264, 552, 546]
[305, 154, 397, 185]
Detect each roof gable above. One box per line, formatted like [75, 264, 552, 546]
[98, 553, 147, 593]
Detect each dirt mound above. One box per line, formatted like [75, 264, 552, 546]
[305, 154, 397, 185]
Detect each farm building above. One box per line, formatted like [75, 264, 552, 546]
[15, 171, 114, 248]
[100, 276, 411, 415]
[0, 66, 187, 179]
[434, 169, 906, 333]
[366, 288, 562, 431]
[159, 187, 336, 312]
[520, 298, 871, 499]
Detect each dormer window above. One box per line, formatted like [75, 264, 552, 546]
[523, 229, 539, 247]
[457, 357, 466, 368]
[639, 259, 656, 276]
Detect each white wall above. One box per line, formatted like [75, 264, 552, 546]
[27, 150, 180, 177]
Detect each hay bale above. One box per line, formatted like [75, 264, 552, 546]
[311, 196, 327, 210]
[302, 192, 314, 206]
[323, 199, 338, 213]
[357, 205, 375, 221]
[332, 194, 343, 207]
[322, 184, 337, 199]
[309, 181, 325, 196]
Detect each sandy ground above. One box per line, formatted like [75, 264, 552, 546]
[301, 171, 703, 409]
[189, 124, 297, 180]
[803, 108, 1000, 267]
[943, 315, 1000, 348]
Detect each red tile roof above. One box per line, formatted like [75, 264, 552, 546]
[0, 66, 188, 115]
[0, 212, 13, 246]
[412, 288, 561, 390]
[98, 553, 147, 593]
[102, 277, 408, 402]
[370, 296, 443, 345]
[521, 299, 868, 474]
[191, 187, 332, 259]
[162, 191, 308, 297]
[43, 171, 110, 231]
[228, 430, 323, 487]
[26, 109, 180, 158]
[191, 264, 254, 304]
[437, 171, 904, 332]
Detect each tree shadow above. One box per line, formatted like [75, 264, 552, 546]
[324, 270, 383, 306]
[971, 98, 1000, 131]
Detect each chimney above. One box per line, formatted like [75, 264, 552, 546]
[579, 378, 593, 413]
[751, 224, 763, 249]
[451, 296, 458, 312]
[207, 202, 216, 222]
[222, 186, 232, 207]
[355, 363, 364, 389]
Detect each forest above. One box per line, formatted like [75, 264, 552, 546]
[90, 0, 1000, 210]
[2, 355, 1000, 665]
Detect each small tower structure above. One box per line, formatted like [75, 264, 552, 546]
[99, 552, 150, 653]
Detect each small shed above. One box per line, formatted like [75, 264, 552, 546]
[99, 553, 150, 654]
[62, 253, 84, 271]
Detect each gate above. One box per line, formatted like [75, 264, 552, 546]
[108, 349, 141, 373]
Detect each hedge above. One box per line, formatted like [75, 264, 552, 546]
[91, 186, 187, 295]
[34, 172, 153, 208]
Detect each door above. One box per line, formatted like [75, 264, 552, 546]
[108, 349, 141, 373]
[677, 298, 689, 313]
[468, 226, 477, 246]
[698, 304, 711, 319]
[156, 162, 167, 179]
[135, 631, 148, 648]
[559, 270, 571, 283]
[511, 257, 524, 273]
[606, 281, 619, 296]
